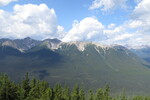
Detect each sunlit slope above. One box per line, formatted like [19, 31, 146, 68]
[0, 42, 150, 94]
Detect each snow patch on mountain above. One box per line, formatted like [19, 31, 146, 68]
[0, 37, 130, 54]
[95, 47, 101, 54]
[60, 41, 110, 52]
[2, 41, 17, 49]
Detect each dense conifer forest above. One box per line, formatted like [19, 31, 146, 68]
[0, 73, 150, 100]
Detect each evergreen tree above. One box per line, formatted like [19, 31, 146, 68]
[0, 74, 18, 100]
[95, 88, 104, 100]
[41, 88, 53, 100]
[120, 90, 127, 100]
[16, 85, 25, 100]
[54, 84, 63, 100]
[28, 80, 41, 99]
[88, 90, 94, 100]
[30, 78, 37, 89]
[71, 85, 80, 100]
[103, 85, 111, 100]
[22, 72, 30, 98]
[0, 73, 150, 100]
[79, 88, 85, 100]
[62, 86, 70, 100]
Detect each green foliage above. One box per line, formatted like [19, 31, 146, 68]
[71, 85, 80, 100]
[79, 88, 85, 100]
[88, 90, 94, 100]
[0, 74, 18, 100]
[22, 72, 30, 98]
[95, 85, 111, 100]
[2, 43, 150, 95]
[0, 73, 150, 100]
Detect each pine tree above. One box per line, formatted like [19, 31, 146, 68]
[95, 88, 104, 100]
[71, 85, 80, 100]
[1, 73, 150, 100]
[41, 88, 53, 100]
[22, 72, 30, 98]
[54, 84, 63, 100]
[120, 90, 127, 100]
[62, 86, 70, 100]
[16, 85, 25, 100]
[28, 80, 41, 99]
[0, 74, 18, 100]
[103, 85, 111, 100]
[88, 90, 94, 100]
[30, 78, 37, 89]
[79, 88, 85, 100]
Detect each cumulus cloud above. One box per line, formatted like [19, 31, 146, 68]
[113, 34, 133, 41]
[103, 25, 134, 44]
[125, 0, 150, 45]
[132, 0, 150, 21]
[127, 20, 143, 29]
[62, 17, 105, 42]
[96, 0, 150, 46]
[128, 0, 150, 32]
[89, 0, 127, 11]
[108, 24, 116, 29]
[0, 4, 64, 39]
[62, 0, 150, 46]
[0, 0, 17, 6]
[62, 16, 137, 45]
[0, 0, 150, 46]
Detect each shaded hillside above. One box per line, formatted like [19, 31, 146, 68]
[0, 38, 150, 94]
[1, 73, 150, 100]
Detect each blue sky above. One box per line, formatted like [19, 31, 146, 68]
[0, 0, 150, 46]
[1, 0, 133, 30]
[1, 0, 95, 30]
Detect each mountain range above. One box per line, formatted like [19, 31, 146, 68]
[129, 45, 150, 65]
[1, 37, 150, 94]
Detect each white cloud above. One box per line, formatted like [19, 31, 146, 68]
[103, 25, 133, 44]
[0, 0, 17, 6]
[130, 0, 150, 30]
[132, 0, 150, 21]
[108, 24, 116, 29]
[0, 0, 150, 46]
[62, 17, 105, 42]
[62, 17, 135, 45]
[63, 0, 150, 46]
[124, 0, 150, 45]
[89, 0, 127, 11]
[0, 4, 64, 39]
[113, 34, 133, 41]
[104, 26, 125, 36]
[127, 20, 143, 28]
[101, 0, 150, 46]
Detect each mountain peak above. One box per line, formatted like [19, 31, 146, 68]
[43, 38, 61, 44]
[23, 37, 32, 40]
[0, 37, 129, 52]
[61, 41, 110, 51]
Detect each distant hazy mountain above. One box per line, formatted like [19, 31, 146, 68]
[0, 37, 61, 51]
[129, 45, 150, 64]
[0, 37, 41, 51]
[0, 38, 150, 94]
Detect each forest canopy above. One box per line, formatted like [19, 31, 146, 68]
[0, 73, 150, 100]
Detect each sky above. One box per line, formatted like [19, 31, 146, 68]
[0, 0, 149, 46]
